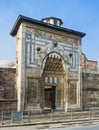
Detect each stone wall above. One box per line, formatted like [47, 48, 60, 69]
[82, 53, 98, 70]
[82, 69, 99, 109]
[0, 68, 17, 111]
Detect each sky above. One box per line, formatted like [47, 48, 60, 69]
[0, 0, 99, 65]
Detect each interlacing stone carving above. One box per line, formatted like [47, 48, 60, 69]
[27, 78, 37, 106]
[69, 81, 77, 104]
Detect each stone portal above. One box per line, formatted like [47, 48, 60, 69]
[40, 52, 67, 111]
[10, 15, 84, 111]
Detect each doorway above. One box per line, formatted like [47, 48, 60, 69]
[44, 86, 56, 109]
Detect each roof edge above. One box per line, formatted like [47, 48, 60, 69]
[10, 15, 86, 38]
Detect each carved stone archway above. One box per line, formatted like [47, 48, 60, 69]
[40, 52, 69, 110]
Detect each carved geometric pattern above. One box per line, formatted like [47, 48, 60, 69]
[69, 81, 77, 104]
[25, 30, 79, 71]
[44, 55, 64, 72]
[27, 78, 37, 105]
[43, 77, 58, 85]
[25, 33, 35, 67]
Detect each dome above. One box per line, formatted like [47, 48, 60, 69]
[0, 61, 15, 68]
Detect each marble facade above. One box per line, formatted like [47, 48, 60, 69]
[10, 15, 85, 111]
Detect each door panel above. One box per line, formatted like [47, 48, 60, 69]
[44, 86, 56, 109]
[45, 88, 51, 108]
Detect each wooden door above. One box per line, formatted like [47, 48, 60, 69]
[45, 88, 52, 108]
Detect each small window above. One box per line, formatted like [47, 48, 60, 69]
[45, 77, 48, 83]
[54, 77, 58, 83]
[54, 20, 57, 26]
[50, 77, 53, 83]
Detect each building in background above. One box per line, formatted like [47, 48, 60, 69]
[82, 54, 99, 109]
[82, 53, 98, 70]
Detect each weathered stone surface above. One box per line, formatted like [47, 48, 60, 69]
[14, 19, 82, 111]
[9, 16, 99, 112]
[82, 53, 98, 70]
[82, 70, 99, 109]
[0, 68, 17, 111]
